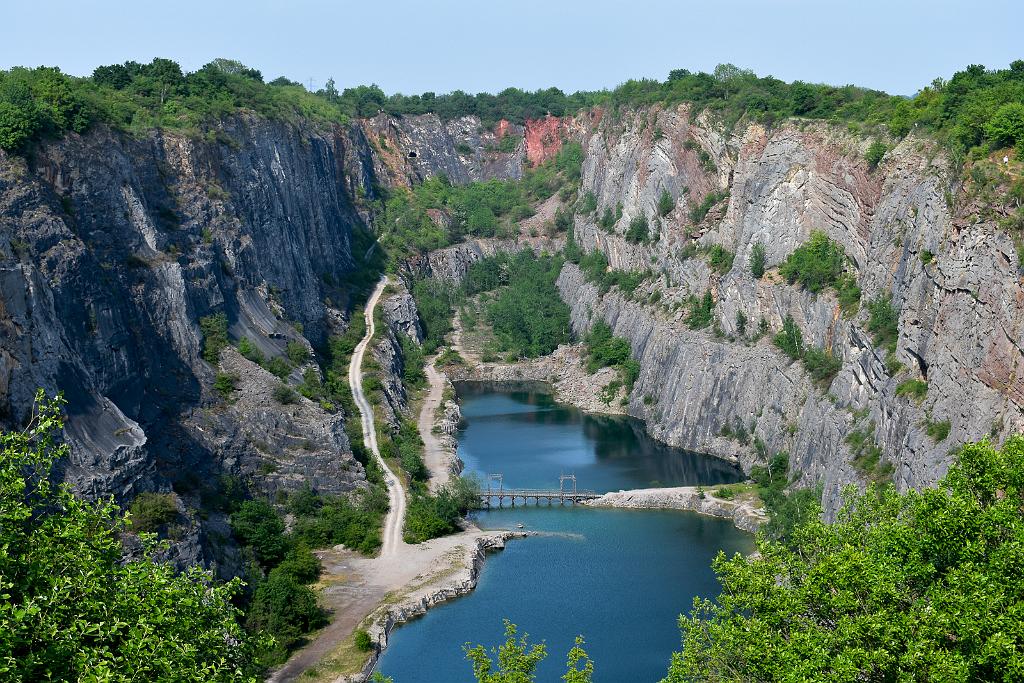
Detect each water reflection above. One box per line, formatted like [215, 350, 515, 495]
[454, 381, 743, 492]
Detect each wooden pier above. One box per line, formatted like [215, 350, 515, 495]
[480, 474, 598, 506]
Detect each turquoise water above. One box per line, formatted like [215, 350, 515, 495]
[375, 384, 753, 682]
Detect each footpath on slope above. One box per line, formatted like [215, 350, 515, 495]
[348, 278, 406, 557]
[270, 277, 523, 683]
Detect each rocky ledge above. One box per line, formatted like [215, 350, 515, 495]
[584, 487, 767, 533]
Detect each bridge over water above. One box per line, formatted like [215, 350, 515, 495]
[480, 474, 599, 506]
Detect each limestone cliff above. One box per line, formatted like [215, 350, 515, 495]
[554, 104, 1024, 515]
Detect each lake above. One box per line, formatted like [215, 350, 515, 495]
[375, 384, 753, 682]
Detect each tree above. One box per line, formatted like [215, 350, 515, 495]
[779, 231, 848, 293]
[230, 500, 289, 568]
[985, 102, 1024, 149]
[465, 620, 592, 683]
[0, 100, 38, 151]
[749, 242, 766, 279]
[865, 140, 887, 169]
[656, 188, 675, 217]
[625, 214, 650, 243]
[0, 391, 263, 681]
[665, 437, 1024, 682]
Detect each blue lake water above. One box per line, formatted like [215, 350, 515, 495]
[375, 384, 753, 682]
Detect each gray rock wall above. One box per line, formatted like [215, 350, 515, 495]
[561, 106, 1024, 515]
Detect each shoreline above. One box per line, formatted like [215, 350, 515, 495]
[280, 316, 761, 682]
[344, 529, 529, 683]
[583, 487, 767, 533]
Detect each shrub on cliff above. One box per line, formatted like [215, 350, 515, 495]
[625, 214, 650, 243]
[199, 312, 229, 363]
[750, 242, 766, 279]
[667, 437, 1024, 682]
[0, 392, 264, 680]
[779, 231, 848, 293]
[773, 315, 804, 360]
[128, 492, 179, 533]
[657, 188, 676, 217]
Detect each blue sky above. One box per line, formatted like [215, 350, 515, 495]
[3, 1, 1022, 96]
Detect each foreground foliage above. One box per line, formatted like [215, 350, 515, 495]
[666, 437, 1024, 682]
[0, 392, 263, 681]
[463, 620, 593, 683]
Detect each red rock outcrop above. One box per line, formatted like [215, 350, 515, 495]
[525, 115, 566, 167]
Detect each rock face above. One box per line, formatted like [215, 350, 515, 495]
[361, 113, 523, 187]
[557, 104, 1024, 516]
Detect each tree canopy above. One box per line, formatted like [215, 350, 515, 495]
[3, 58, 1024, 155]
[0, 392, 264, 681]
[665, 437, 1024, 682]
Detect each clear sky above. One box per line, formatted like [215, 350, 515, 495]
[3, 0, 1022, 96]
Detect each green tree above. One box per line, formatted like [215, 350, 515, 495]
[465, 620, 595, 683]
[656, 188, 675, 217]
[985, 102, 1024, 149]
[864, 140, 887, 169]
[773, 315, 803, 360]
[665, 437, 1024, 682]
[625, 214, 650, 243]
[0, 392, 263, 681]
[246, 568, 325, 663]
[199, 312, 229, 363]
[231, 500, 289, 568]
[749, 242, 766, 279]
[0, 100, 38, 151]
[779, 231, 849, 293]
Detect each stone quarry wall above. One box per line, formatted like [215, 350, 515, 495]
[556, 104, 1024, 516]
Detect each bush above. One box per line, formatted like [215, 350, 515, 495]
[276, 544, 322, 584]
[779, 231, 848, 293]
[128, 492, 178, 533]
[690, 191, 728, 224]
[686, 291, 715, 330]
[265, 355, 292, 379]
[213, 372, 238, 397]
[925, 418, 951, 442]
[802, 346, 841, 385]
[750, 242, 766, 279]
[354, 629, 373, 652]
[272, 383, 299, 404]
[657, 188, 676, 217]
[577, 192, 598, 215]
[625, 214, 650, 243]
[835, 273, 861, 317]
[773, 316, 804, 360]
[199, 313, 229, 363]
[238, 337, 265, 364]
[865, 140, 887, 169]
[231, 500, 289, 568]
[246, 568, 326, 662]
[291, 487, 387, 556]
[896, 378, 928, 402]
[285, 340, 310, 365]
[403, 478, 480, 544]
[498, 134, 521, 153]
[868, 296, 898, 342]
[705, 244, 734, 274]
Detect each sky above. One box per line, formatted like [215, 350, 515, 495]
[3, 1, 1022, 97]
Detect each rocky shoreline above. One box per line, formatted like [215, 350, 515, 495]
[343, 530, 529, 683]
[584, 487, 767, 533]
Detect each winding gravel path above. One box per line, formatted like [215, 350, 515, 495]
[348, 277, 407, 557]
